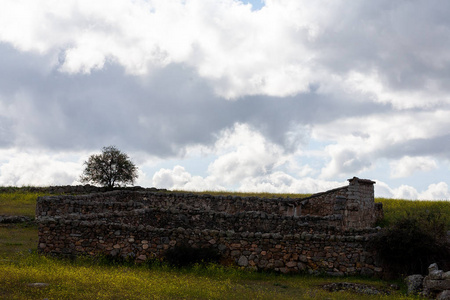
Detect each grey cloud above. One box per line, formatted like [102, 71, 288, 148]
[381, 133, 450, 160]
[309, 1, 450, 95]
[0, 44, 412, 159]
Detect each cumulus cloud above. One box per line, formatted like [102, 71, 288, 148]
[320, 146, 372, 179]
[150, 124, 342, 193]
[375, 180, 450, 200]
[207, 123, 290, 185]
[419, 182, 450, 200]
[2, 0, 450, 105]
[152, 166, 345, 195]
[313, 109, 450, 178]
[0, 151, 83, 186]
[390, 156, 437, 178]
[0, 0, 448, 199]
[152, 165, 222, 191]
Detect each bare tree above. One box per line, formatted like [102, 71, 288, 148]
[80, 146, 138, 189]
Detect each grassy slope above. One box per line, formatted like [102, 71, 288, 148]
[376, 198, 450, 228]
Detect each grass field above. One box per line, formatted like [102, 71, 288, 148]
[0, 224, 37, 256]
[376, 198, 450, 228]
[0, 191, 48, 218]
[0, 187, 448, 299]
[1, 251, 415, 300]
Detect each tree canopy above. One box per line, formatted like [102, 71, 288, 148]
[80, 146, 138, 189]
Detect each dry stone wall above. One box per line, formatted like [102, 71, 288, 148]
[36, 177, 383, 276]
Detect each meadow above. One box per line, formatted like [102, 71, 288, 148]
[1, 187, 448, 299]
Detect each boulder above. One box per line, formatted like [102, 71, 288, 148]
[437, 290, 450, 300]
[423, 264, 450, 299]
[405, 274, 424, 295]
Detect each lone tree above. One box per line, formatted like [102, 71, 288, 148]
[80, 146, 138, 189]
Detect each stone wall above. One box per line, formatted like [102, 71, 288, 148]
[36, 177, 383, 276]
[296, 177, 382, 229]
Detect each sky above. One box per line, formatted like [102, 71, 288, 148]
[0, 0, 449, 200]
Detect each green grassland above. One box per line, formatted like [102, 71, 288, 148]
[1, 252, 415, 300]
[0, 191, 48, 217]
[0, 224, 37, 256]
[1, 187, 448, 299]
[376, 198, 450, 228]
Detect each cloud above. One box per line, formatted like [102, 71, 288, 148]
[152, 165, 345, 194]
[312, 108, 450, 178]
[320, 146, 372, 179]
[0, 151, 83, 186]
[0, 0, 449, 200]
[375, 180, 450, 200]
[418, 182, 450, 200]
[207, 123, 290, 185]
[151, 124, 341, 193]
[2, 0, 450, 106]
[152, 165, 222, 191]
[390, 156, 437, 178]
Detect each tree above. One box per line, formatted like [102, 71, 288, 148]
[80, 146, 138, 189]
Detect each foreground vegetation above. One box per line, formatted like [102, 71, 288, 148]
[1, 251, 414, 300]
[1, 187, 449, 299]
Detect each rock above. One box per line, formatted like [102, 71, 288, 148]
[238, 256, 248, 267]
[424, 279, 450, 293]
[405, 274, 424, 295]
[429, 263, 439, 273]
[322, 282, 389, 295]
[27, 283, 49, 287]
[437, 290, 450, 300]
[360, 267, 374, 277]
[444, 272, 450, 280]
[286, 261, 297, 268]
[0, 215, 33, 224]
[430, 270, 445, 280]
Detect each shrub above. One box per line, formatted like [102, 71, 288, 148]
[369, 212, 450, 277]
[164, 244, 221, 268]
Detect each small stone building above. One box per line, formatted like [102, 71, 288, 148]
[36, 177, 384, 275]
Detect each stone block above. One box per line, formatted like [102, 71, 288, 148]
[238, 256, 248, 267]
[424, 278, 450, 296]
[405, 274, 424, 295]
[437, 290, 450, 300]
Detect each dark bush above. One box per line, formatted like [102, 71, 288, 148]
[164, 244, 221, 267]
[369, 212, 450, 277]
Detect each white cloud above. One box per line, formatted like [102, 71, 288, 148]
[391, 185, 420, 200]
[150, 124, 341, 193]
[3, 0, 449, 107]
[314, 109, 450, 178]
[375, 180, 450, 200]
[320, 144, 372, 179]
[390, 156, 437, 178]
[207, 123, 290, 185]
[418, 182, 450, 200]
[0, 151, 82, 186]
[0, 0, 449, 201]
[152, 165, 223, 191]
[237, 172, 345, 194]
